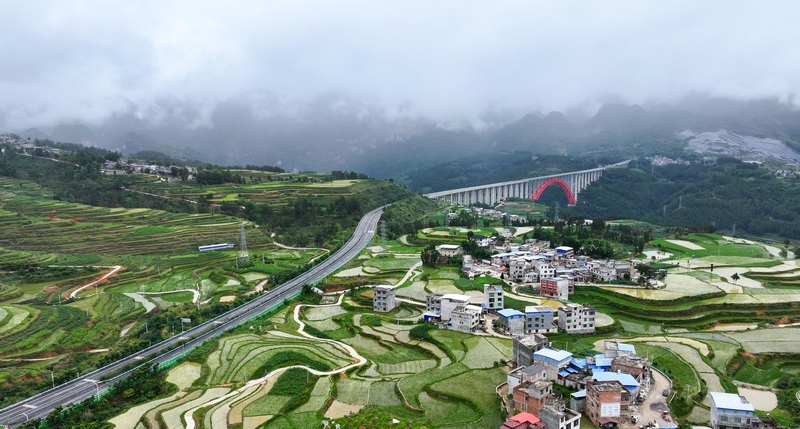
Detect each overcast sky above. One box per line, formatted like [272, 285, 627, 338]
[2, 1, 800, 130]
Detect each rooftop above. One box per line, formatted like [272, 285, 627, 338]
[441, 293, 471, 302]
[521, 364, 547, 375]
[525, 305, 554, 314]
[534, 347, 573, 362]
[592, 371, 639, 387]
[498, 308, 525, 318]
[710, 392, 755, 411]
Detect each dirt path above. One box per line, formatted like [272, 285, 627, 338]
[183, 294, 368, 429]
[395, 262, 422, 286]
[67, 265, 124, 299]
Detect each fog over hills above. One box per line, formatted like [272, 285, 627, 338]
[3, 2, 800, 176]
[12, 94, 800, 178]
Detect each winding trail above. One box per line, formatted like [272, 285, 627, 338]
[67, 266, 123, 299]
[395, 261, 422, 286]
[183, 294, 367, 429]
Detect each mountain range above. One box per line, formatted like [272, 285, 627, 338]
[12, 92, 800, 178]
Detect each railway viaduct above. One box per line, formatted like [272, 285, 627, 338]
[424, 160, 630, 206]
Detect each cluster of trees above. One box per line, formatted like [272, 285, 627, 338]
[195, 168, 246, 185]
[331, 170, 370, 180]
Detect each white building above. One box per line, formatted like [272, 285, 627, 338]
[483, 284, 504, 311]
[450, 305, 482, 333]
[437, 244, 462, 257]
[426, 293, 471, 321]
[557, 303, 595, 334]
[373, 285, 398, 313]
[709, 392, 762, 429]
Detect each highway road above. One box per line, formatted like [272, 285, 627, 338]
[0, 207, 384, 428]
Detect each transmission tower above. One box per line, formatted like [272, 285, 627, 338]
[678, 195, 682, 209]
[663, 205, 666, 216]
[732, 223, 736, 236]
[443, 210, 450, 228]
[238, 223, 250, 266]
[554, 202, 560, 222]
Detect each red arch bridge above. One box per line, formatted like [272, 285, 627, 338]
[425, 160, 630, 206]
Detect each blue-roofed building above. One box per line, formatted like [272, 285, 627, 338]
[589, 354, 614, 371]
[592, 371, 640, 394]
[497, 308, 526, 336]
[533, 348, 573, 381]
[570, 389, 586, 412]
[710, 392, 762, 429]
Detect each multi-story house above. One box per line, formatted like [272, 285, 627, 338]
[373, 285, 397, 312]
[557, 303, 595, 334]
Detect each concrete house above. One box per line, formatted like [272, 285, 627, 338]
[524, 306, 556, 334]
[539, 397, 581, 429]
[585, 379, 632, 428]
[373, 285, 398, 313]
[450, 305, 481, 333]
[513, 380, 553, 416]
[498, 308, 526, 336]
[437, 244, 462, 257]
[557, 303, 595, 334]
[541, 277, 571, 300]
[512, 334, 550, 367]
[533, 348, 573, 381]
[484, 284, 504, 312]
[710, 392, 763, 429]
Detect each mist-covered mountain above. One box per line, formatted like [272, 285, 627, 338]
[12, 93, 800, 178]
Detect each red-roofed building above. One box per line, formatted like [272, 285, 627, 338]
[499, 412, 545, 429]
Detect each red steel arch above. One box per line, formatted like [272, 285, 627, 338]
[531, 178, 577, 205]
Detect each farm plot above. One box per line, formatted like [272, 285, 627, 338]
[397, 362, 469, 409]
[729, 327, 800, 353]
[602, 287, 685, 301]
[662, 273, 723, 295]
[426, 280, 465, 296]
[0, 305, 30, 334]
[461, 336, 510, 369]
[430, 367, 506, 410]
[206, 333, 353, 384]
[335, 378, 371, 405]
[364, 257, 420, 271]
[367, 380, 401, 406]
[303, 305, 348, 321]
[419, 392, 480, 425]
[166, 362, 202, 390]
[377, 359, 437, 375]
[162, 389, 233, 429]
[647, 341, 723, 403]
[396, 281, 429, 301]
[294, 376, 332, 413]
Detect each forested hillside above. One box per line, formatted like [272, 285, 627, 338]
[573, 159, 800, 238]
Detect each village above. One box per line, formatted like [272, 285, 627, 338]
[372, 223, 763, 429]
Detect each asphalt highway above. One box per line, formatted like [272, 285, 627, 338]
[0, 207, 384, 428]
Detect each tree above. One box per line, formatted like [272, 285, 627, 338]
[420, 244, 440, 267]
[731, 272, 740, 284]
